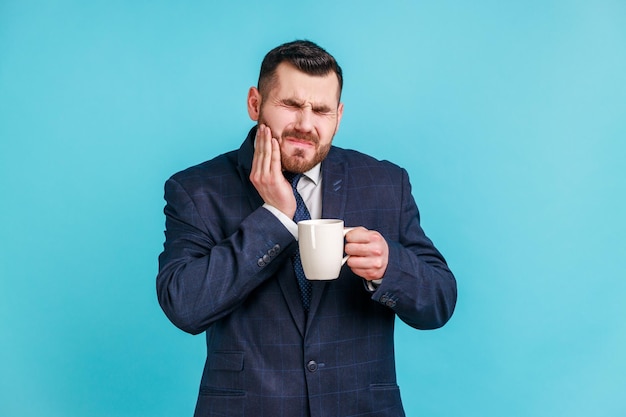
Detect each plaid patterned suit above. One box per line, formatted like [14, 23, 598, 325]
[157, 127, 457, 417]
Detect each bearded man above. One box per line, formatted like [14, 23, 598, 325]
[157, 39, 457, 417]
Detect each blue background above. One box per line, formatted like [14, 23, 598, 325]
[1, 1, 625, 416]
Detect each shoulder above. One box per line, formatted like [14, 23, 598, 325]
[168, 149, 239, 187]
[168, 128, 255, 187]
[163, 148, 246, 210]
[327, 146, 407, 181]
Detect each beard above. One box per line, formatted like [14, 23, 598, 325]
[257, 103, 337, 173]
[279, 128, 332, 173]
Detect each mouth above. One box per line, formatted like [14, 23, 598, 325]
[284, 137, 315, 147]
[281, 130, 319, 148]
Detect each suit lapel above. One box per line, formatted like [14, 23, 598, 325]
[276, 261, 306, 337]
[307, 151, 348, 322]
[320, 151, 349, 220]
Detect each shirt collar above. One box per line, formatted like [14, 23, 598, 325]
[302, 163, 321, 186]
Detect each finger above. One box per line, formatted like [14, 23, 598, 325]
[252, 125, 266, 167]
[270, 137, 283, 177]
[345, 242, 384, 258]
[352, 269, 383, 281]
[260, 127, 273, 177]
[347, 254, 387, 281]
[253, 125, 272, 181]
[345, 243, 369, 257]
[345, 232, 387, 257]
[345, 227, 372, 243]
[346, 262, 381, 281]
[347, 253, 386, 269]
[254, 124, 268, 152]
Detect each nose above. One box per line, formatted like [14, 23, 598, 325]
[294, 108, 314, 132]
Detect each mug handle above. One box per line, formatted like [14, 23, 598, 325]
[341, 227, 355, 265]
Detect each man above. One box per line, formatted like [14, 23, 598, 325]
[157, 40, 457, 417]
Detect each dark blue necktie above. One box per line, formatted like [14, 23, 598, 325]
[285, 172, 312, 311]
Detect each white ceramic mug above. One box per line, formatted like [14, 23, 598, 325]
[297, 219, 353, 280]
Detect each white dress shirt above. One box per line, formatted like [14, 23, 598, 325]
[263, 163, 322, 239]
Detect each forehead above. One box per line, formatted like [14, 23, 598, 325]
[269, 62, 341, 104]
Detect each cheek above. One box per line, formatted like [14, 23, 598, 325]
[262, 111, 295, 138]
[317, 122, 338, 142]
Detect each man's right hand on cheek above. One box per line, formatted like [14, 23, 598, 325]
[250, 124, 297, 218]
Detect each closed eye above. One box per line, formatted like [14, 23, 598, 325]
[281, 99, 304, 109]
[313, 105, 333, 114]
[279, 99, 336, 116]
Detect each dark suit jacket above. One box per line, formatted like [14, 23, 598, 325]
[157, 127, 457, 417]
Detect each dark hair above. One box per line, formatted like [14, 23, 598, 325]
[258, 40, 343, 98]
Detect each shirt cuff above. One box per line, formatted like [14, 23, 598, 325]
[263, 204, 298, 238]
[364, 279, 383, 292]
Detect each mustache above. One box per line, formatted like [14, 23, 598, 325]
[281, 129, 319, 144]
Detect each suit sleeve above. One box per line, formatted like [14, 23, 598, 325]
[371, 168, 457, 330]
[156, 177, 296, 335]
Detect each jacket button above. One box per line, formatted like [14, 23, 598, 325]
[262, 254, 271, 263]
[386, 299, 396, 308]
[306, 360, 318, 372]
[257, 258, 266, 267]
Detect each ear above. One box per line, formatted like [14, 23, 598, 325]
[247, 87, 261, 121]
[335, 102, 344, 133]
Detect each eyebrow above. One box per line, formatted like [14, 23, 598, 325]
[281, 98, 334, 114]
